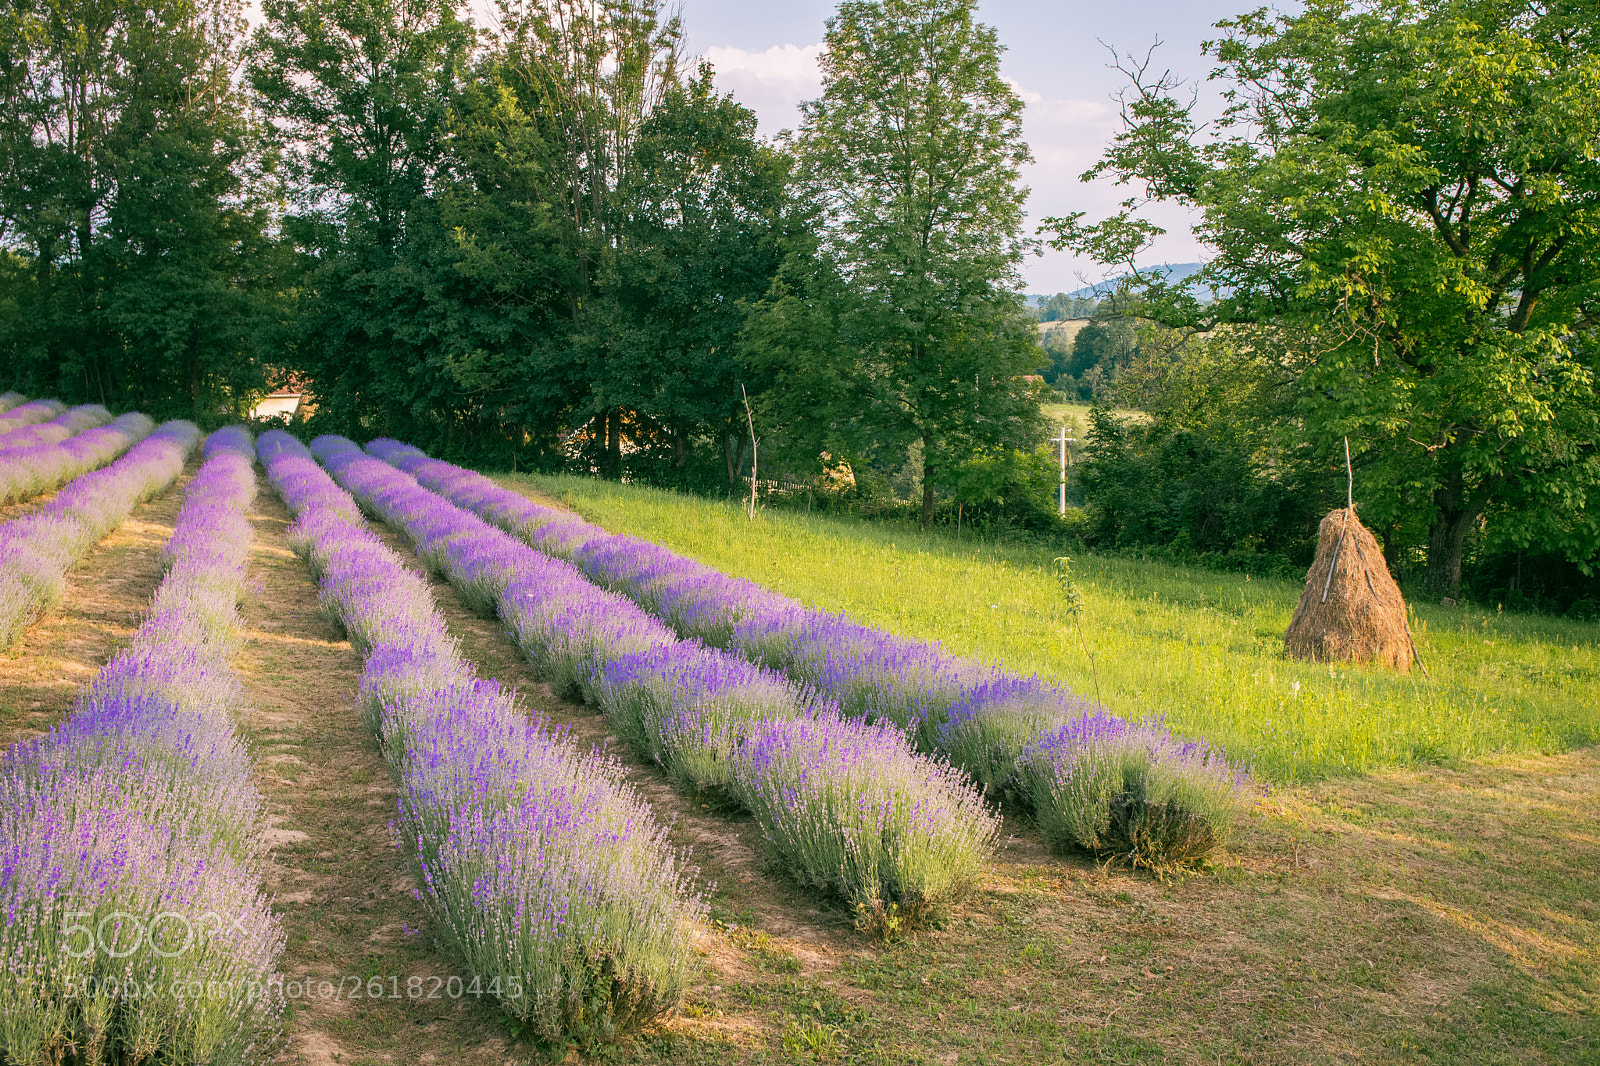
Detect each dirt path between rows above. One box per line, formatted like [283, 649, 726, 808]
[361, 521, 944, 1048]
[0, 460, 195, 744]
[234, 488, 515, 1065]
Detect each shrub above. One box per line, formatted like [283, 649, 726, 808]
[595, 644, 813, 795]
[729, 713, 998, 937]
[1017, 712, 1250, 872]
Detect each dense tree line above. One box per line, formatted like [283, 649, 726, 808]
[2, 0, 1596, 605]
[1031, 293, 1098, 322]
[0, 0, 1042, 525]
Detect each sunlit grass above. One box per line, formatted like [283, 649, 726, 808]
[499, 473, 1600, 784]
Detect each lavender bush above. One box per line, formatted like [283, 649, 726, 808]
[261, 431, 702, 1045]
[363, 440, 1256, 871]
[729, 713, 999, 936]
[595, 644, 811, 795]
[0, 398, 66, 438]
[324, 439, 994, 930]
[0, 426, 283, 1064]
[0, 403, 112, 453]
[362, 442, 1100, 780]
[0, 419, 196, 650]
[0, 392, 24, 413]
[1017, 712, 1250, 871]
[0, 411, 156, 505]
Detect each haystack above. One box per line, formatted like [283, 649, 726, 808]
[1284, 508, 1416, 671]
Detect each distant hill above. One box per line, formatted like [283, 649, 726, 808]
[1026, 262, 1208, 304]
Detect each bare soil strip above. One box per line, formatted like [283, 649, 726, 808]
[233, 489, 515, 1065]
[0, 460, 194, 744]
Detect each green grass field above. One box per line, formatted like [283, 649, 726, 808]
[1038, 401, 1093, 436]
[502, 473, 1600, 784]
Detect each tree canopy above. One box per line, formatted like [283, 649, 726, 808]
[1051, 0, 1600, 591]
[751, 0, 1043, 528]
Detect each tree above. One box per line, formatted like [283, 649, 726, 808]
[484, 0, 685, 478]
[767, 0, 1042, 529]
[1038, 293, 1097, 321]
[1050, 0, 1600, 592]
[0, 0, 278, 418]
[605, 67, 791, 485]
[249, 0, 474, 439]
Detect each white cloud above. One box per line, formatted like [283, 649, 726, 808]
[1007, 78, 1205, 292]
[703, 43, 823, 136]
[705, 42, 823, 84]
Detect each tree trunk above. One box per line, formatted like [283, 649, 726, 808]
[920, 436, 936, 530]
[1424, 470, 1483, 594]
[1381, 521, 1400, 572]
[725, 430, 747, 487]
[605, 408, 623, 480]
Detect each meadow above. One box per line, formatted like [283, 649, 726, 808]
[508, 473, 1600, 784]
[1037, 400, 1093, 438]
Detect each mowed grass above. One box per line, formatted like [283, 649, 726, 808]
[500, 474, 1600, 784]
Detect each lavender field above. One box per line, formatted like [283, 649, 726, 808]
[0, 417, 1594, 1065]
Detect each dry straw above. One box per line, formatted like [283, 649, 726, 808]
[1284, 440, 1425, 673]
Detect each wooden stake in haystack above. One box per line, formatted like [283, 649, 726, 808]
[1284, 440, 1427, 674]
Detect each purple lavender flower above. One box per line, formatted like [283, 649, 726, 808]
[595, 643, 816, 794]
[0, 425, 284, 1062]
[360, 440, 1091, 786]
[0, 403, 112, 454]
[327, 440, 995, 935]
[1017, 712, 1251, 870]
[729, 712, 999, 936]
[0, 398, 66, 439]
[260, 432, 703, 1045]
[361, 438, 1256, 876]
[0, 419, 198, 650]
[0, 411, 156, 505]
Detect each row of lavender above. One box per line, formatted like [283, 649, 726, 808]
[311, 436, 997, 936]
[0, 403, 112, 453]
[259, 431, 701, 1045]
[0, 427, 283, 1065]
[0, 417, 182, 650]
[367, 441, 1252, 870]
[0, 411, 155, 507]
[0, 396, 61, 436]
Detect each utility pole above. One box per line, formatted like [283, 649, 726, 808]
[1048, 425, 1076, 514]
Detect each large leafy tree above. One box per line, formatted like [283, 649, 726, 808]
[605, 69, 791, 484]
[248, 0, 474, 439]
[762, 0, 1042, 528]
[1053, 0, 1600, 591]
[484, 0, 685, 477]
[0, 0, 278, 417]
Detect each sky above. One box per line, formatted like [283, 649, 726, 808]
[679, 0, 1263, 294]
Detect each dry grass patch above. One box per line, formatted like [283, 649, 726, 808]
[0, 461, 192, 743]
[618, 750, 1597, 1065]
[234, 490, 515, 1065]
